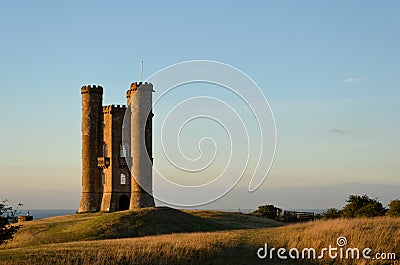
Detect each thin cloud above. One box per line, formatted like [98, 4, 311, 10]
[343, 77, 362, 83]
[330, 129, 346, 134]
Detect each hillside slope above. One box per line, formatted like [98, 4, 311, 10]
[2, 210, 399, 264]
[1, 216, 399, 265]
[2, 207, 282, 249]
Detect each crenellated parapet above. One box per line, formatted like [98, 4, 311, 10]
[130, 81, 153, 90]
[81, 85, 103, 95]
[79, 84, 104, 213]
[80, 80, 154, 213]
[126, 82, 154, 103]
[102, 104, 127, 114]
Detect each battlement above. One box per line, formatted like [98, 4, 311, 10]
[130, 81, 153, 89]
[126, 82, 154, 99]
[80, 80, 155, 213]
[81, 85, 103, 94]
[102, 104, 127, 114]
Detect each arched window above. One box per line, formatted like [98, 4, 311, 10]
[120, 173, 127, 185]
[102, 144, 108, 157]
[101, 173, 106, 185]
[120, 143, 129, 157]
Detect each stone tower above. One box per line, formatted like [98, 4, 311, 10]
[79, 82, 155, 213]
[126, 82, 155, 208]
[99, 105, 131, 212]
[79, 85, 103, 212]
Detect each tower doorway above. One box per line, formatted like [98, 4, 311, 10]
[119, 195, 130, 211]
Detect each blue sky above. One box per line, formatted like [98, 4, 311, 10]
[0, 1, 399, 209]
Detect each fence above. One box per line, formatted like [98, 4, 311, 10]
[283, 210, 314, 222]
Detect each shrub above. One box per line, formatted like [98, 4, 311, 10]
[322, 208, 342, 219]
[252, 204, 282, 220]
[341, 194, 386, 218]
[0, 200, 22, 245]
[387, 199, 400, 217]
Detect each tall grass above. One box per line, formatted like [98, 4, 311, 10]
[0, 231, 243, 265]
[271, 217, 400, 253]
[1, 208, 281, 249]
[244, 216, 400, 265]
[0, 211, 398, 265]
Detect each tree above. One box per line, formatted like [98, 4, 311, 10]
[0, 200, 22, 245]
[322, 208, 342, 219]
[341, 194, 386, 218]
[387, 200, 400, 217]
[253, 204, 282, 220]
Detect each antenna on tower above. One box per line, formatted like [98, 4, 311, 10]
[140, 60, 144, 81]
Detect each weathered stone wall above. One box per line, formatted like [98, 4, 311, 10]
[79, 85, 103, 212]
[127, 82, 155, 208]
[80, 82, 154, 212]
[18, 216, 33, 222]
[100, 105, 131, 211]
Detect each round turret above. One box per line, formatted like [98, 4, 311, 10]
[79, 84, 104, 212]
[127, 82, 155, 208]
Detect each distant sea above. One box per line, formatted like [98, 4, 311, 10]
[17, 208, 327, 220]
[18, 209, 77, 220]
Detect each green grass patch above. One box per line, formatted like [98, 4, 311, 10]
[1, 207, 282, 249]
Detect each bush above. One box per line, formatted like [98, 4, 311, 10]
[322, 208, 342, 219]
[0, 200, 22, 245]
[252, 204, 282, 220]
[387, 200, 400, 217]
[341, 194, 386, 218]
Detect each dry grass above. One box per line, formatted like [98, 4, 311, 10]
[0, 231, 241, 265]
[243, 216, 400, 265]
[1, 207, 281, 249]
[0, 210, 399, 265]
[270, 217, 400, 253]
[0, 230, 306, 265]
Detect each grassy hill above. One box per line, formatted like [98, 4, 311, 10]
[1, 207, 282, 249]
[0, 208, 399, 265]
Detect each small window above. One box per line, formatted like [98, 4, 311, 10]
[103, 144, 108, 157]
[120, 143, 129, 157]
[120, 173, 127, 185]
[102, 173, 105, 185]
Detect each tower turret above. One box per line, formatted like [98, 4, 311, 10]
[79, 85, 103, 212]
[126, 82, 155, 208]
